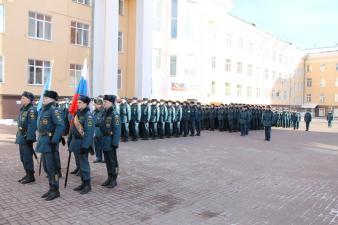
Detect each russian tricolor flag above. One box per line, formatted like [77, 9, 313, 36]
[69, 58, 89, 116]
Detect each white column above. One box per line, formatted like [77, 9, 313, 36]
[92, 0, 119, 97]
[135, 0, 153, 98]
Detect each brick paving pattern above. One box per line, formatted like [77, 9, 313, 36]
[0, 121, 338, 225]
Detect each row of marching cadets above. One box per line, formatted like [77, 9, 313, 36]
[16, 90, 120, 201]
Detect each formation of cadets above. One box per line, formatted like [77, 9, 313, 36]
[14, 90, 327, 201]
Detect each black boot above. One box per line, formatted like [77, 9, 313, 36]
[80, 180, 91, 195]
[45, 187, 60, 201]
[18, 173, 28, 183]
[106, 178, 117, 189]
[21, 172, 35, 184]
[73, 182, 85, 192]
[41, 184, 52, 198]
[70, 167, 79, 175]
[101, 175, 112, 186]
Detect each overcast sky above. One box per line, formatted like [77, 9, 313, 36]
[229, 0, 338, 49]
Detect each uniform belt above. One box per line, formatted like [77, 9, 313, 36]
[103, 131, 113, 136]
[39, 132, 53, 137]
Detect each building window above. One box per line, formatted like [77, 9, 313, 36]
[117, 69, 122, 90]
[211, 81, 216, 95]
[306, 94, 311, 103]
[276, 91, 280, 99]
[28, 59, 51, 85]
[306, 78, 312, 87]
[237, 62, 242, 74]
[336, 77, 338, 86]
[118, 31, 123, 52]
[278, 72, 282, 81]
[320, 78, 326, 87]
[226, 34, 232, 48]
[306, 65, 312, 72]
[153, 0, 163, 32]
[256, 88, 260, 98]
[72, 0, 90, 5]
[283, 91, 287, 100]
[211, 56, 216, 69]
[247, 86, 252, 97]
[0, 56, 3, 82]
[28, 12, 51, 40]
[264, 88, 268, 98]
[170, 0, 178, 38]
[237, 38, 243, 51]
[320, 64, 326, 72]
[169, 55, 177, 76]
[225, 59, 231, 72]
[153, 49, 161, 70]
[70, 21, 89, 46]
[272, 71, 276, 80]
[248, 42, 253, 54]
[272, 90, 275, 99]
[237, 84, 242, 97]
[247, 64, 252, 76]
[264, 69, 269, 79]
[119, 0, 124, 15]
[336, 63, 338, 71]
[69, 64, 82, 87]
[225, 83, 231, 96]
[320, 94, 325, 103]
[0, 5, 4, 33]
[335, 94, 338, 103]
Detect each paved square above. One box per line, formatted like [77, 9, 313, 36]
[0, 121, 338, 225]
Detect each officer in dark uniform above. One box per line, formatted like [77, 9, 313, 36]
[16, 91, 37, 184]
[149, 99, 159, 139]
[181, 101, 190, 136]
[140, 98, 150, 140]
[189, 102, 197, 136]
[227, 106, 234, 132]
[129, 97, 141, 141]
[304, 110, 312, 131]
[165, 101, 175, 138]
[119, 97, 131, 142]
[68, 95, 94, 194]
[262, 105, 274, 141]
[217, 105, 224, 131]
[209, 105, 216, 131]
[36, 90, 65, 201]
[158, 99, 167, 138]
[327, 111, 333, 128]
[195, 102, 202, 136]
[173, 101, 182, 137]
[100, 95, 121, 188]
[239, 106, 248, 136]
[93, 97, 104, 163]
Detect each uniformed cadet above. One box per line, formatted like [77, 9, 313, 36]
[227, 106, 234, 132]
[67, 95, 94, 194]
[119, 97, 131, 142]
[165, 101, 175, 138]
[173, 101, 182, 137]
[304, 110, 312, 131]
[149, 99, 159, 139]
[36, 90, 65, 201]
[217, 105, 225, 131]
[327, 111, 333, 128]
[189, 102, 197, 136]
[239, 106, 248, 136]
[262, 105, 274, 141]
[181, 101, 190, 136]
[158, 99, 167, 139]
[129, 97, 141, 141]
[246, 107, 252, 135]
[93, 97, 104, 163]
[100, 95, 121, 188]
[209, 105, 216, 131]
[140, 98, 151, 140]
[16, 91, 38, 184]
[195, 102, 202, 136]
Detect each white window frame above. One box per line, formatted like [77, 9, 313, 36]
[27, 59, 51, 86]
[306, 78, 312, 87]
[319, 94, 325, 103]
[264, 69, 269, 79]
[335, 77, 338, 87]
[118, 31, 123, 52]
[247, 64, 252, 76]
[225, 58, 231, 72]
[69, 64, 83, 88]
[170, 0, 178, 39]
[169, 55, 177, 76]
[0, 55, 4, 83]
[320, 78, 326, 87]
[211, 56, 216, 69]
[117, 69, 122, 90]
[0, 5, 4, 33]
[237, 62, 242, 74]
[247, 86, 252, 97]
[306, 94, 311, 103]
[237, 84, 242, 97]
[28, 11, 52, 41]
[225, 83, 231, 96]
[256, 87, 260, 98]
[70, 21, 90, 47]
[119, 0, 124, 16]
[72, 0, 91, 6]
[320, 64, 326, 72]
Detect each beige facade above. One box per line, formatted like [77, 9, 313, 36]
[304, 50, 338, 116]
[118, 0, 137, 98]
[0, 0, 91, 118]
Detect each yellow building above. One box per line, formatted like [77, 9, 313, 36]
[0, 0, 91, 118]
[304, 49, 338, 117]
